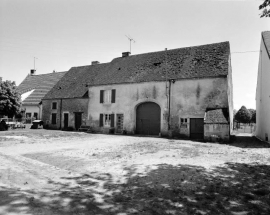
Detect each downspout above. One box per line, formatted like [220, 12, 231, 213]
[59, 99, 62, 130]
[168, 80, 171, 130]
[168, 79, 175, 131]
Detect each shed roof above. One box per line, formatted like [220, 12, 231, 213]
[17, 72, 66, 105]
[204, 108, 229, 124]
[44, 41, 230, 99]
[262, 31, 270, 59]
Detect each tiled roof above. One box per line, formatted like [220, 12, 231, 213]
[204, 109, 229, 124]
[44, 41, 230, 99]
[17, 72, 66, 105]
[262, 31, 270, 58]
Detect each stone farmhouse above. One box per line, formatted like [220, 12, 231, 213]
[256, 31, 270, 142]
[42, 41, 233, 140]
[17, 70, 66, 121]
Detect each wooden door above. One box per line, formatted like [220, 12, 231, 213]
[116, 114, 124, 133]
[136, 102, 160, 135]
[190, 118, 204, 139]
[64, 113, 69, 128]
[74, 113, 82, 130]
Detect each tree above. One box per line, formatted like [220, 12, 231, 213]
[235, 106, 252, 124]
[248, 109, 256, 124]
[259, 0, 270, 18]
[0, 80, 21, 118]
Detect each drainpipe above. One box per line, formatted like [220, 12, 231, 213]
[59, 99, 62, 130]
[168, 79, 175, 130]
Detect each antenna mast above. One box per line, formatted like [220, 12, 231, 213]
[34, 57, 38, 70]
[125, 35, 135, 53]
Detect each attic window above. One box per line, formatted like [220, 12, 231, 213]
[58, 87, 62, 90]
[154, 62, 161, 66]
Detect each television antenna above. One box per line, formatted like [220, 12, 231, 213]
[125, 35, 135, 53]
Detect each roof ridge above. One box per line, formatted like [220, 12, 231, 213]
[111, 41, 230, 62]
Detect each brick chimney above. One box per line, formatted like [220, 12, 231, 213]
[122, 52, 130, 57]
[91, 61, 100, 65]
[30, 69, 36, 75]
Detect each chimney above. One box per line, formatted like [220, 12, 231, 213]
[30, 69, 36, 75]
[0, 77, 2, 82]
[91, 61, 100, 65]
[122, 52, 130, 57]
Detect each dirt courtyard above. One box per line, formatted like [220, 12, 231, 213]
[0, 130, 270, 215]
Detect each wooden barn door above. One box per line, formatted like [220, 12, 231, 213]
[136, 102, 160, 135]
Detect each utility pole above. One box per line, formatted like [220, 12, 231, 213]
[125, 35, 135, 54]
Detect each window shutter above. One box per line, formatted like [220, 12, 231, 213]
[99, 114, 103, 127]
[111, 89, 116, 103]
[100, 90, 104, 103]
[110, 114, 115, 127]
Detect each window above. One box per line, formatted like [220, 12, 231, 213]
[99, 113, 115, 127]
[52, 102, 57, 109]
[104, 114, 111, 126]
[100, 89, 116, 103]
[26, 113, 31, 118]
[181, 118, 188, 124]
[180, 118, 188, 128]
[52, 113, 57, 124]
[34, 112, 38, 119]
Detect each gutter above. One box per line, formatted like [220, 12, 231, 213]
[59, 99, 62, 130]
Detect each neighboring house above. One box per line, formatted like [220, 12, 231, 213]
[17, 70, 66, 121]
[43, 42, 233, 140]
[256, 31, 270, 142]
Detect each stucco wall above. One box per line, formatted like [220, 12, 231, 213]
[88, 77, 229, 136]
[22, 105, 41, 120]
[256, 38, 270, 142]
[204, 124, 230, 141]
[42, 98, 88, 129]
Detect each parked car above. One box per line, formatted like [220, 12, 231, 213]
[31, 120, 44, 129]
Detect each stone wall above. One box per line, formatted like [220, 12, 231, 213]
[42, 98, 88, 130]
[204, 124, 230, 142]
[88, 77, 230, 137]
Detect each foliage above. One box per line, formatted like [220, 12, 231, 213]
[0, 80, 21, 117]
[259, 0, 270, 18]
[235, 106, 252, 124]
[248, 109, 256, 123]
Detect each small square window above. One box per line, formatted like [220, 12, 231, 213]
[52, 102, 57, 109]
[181, 118, 187, 124]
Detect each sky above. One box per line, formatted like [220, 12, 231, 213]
[0, 0, 269, 110]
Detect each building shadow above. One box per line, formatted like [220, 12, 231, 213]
[228, 134, 270, 148]
[1, 162, 270, 214]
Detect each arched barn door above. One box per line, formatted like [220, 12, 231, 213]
[136, 102, 161, 135]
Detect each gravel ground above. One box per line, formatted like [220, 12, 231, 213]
[0, 129, 270, 215]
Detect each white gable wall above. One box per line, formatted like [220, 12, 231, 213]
[256, 38, 270, 142]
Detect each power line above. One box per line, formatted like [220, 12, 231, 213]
[231, 50, 260, 54]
